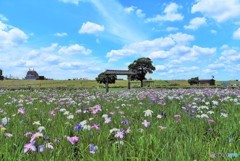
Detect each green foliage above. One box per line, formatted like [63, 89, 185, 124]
[128, 57, 156, 87]
[96, 72, 117, 84]
[188, 77, 199, 85]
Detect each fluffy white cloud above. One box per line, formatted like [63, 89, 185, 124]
[105, 32, 215, 64]
[59, 0, 80, 5]
[58, 44, 92, 55]
[233, 28, 240, 39]
[0, 21, 28, 50]
[106, 49, 137, 62]
[54, 32, 68, 37]
[184, 17, 207, 30]
[192, 0, 240, 22]
[149, 51, 171, 60]
[208, 63, 225, 69]
[124, 6, 145, 18]
[155, 65, 166, 71]
[146, 3, 184, 23]
[79, 21, 104, 34]
[219, 49, 240, 62]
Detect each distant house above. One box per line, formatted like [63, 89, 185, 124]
[198, 79, 215, 86]
[0, 69, 3, 80]
[25, 69, 39, 80]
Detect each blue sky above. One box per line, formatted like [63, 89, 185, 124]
[0, 0, 240, 80]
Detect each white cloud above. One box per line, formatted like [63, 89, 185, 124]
[124, 6, 145, 18]
[0, 21, 28, 50]
[203, 69, 218, 75]
[184, 17, 207, 30]
[136, 9, 145, 18]
[208, 63, 225, 69]
[146, 3, 184, 23]
[79, 21, 104, 34]
[233, 28, 240, 39]
[149, 51, 171, 60]
[0, 14, 8, 21]
[58, 44, 92, 55]
[166, 27, 179, 32]
[192, 45, 216, 56]
[192, 0, 240, 22]
[211, 30, 217, 34]
[106, 49, 137, 62]
[54, 32, 68, 37]
[105, 32, 215, 64]
[124, 6, 136, 14]
[59, 0, 80, 5]
[168, 33, 194, 45]
[156, 65, 166, 71]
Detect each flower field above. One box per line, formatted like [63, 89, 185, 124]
[0, 88, 239, 160]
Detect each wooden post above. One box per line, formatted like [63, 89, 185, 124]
[106, 76, 109, 93]
[128, 75, 131, 90]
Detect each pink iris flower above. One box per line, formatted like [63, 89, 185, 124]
[18, 108, 25, 115]
[24, 141, 36, 153]
[67, 136, 79, 144]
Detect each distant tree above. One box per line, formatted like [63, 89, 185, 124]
[128, 57, 156, 87]
[188, 77, 199, 85]
[96, 72, 117, 85]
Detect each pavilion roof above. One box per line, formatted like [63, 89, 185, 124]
[103, 70, 135, 75]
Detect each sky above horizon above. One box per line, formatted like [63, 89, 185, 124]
[1, 0, 240, 80]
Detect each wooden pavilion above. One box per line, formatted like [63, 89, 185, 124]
[103, 70, 135, 92]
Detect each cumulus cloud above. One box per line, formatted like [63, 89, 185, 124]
[125, 6, 146, 18]
[54, 32, 68, 37]
[184, 17, 207, 30]
[0, 21, 28, 50]
[192, 0, 240, 22]
[105, 32, 215, 64]
[106, 49, 137, 62]
[233, 28, 240, 39]
[79, 21, 104, 34]
[58, 44, 92, 55]
[146, 3, 184, 23]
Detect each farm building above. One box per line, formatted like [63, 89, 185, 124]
[25, 69, 39, 80]
[0, 69, 3, 80]
[198, 79, 215, 86]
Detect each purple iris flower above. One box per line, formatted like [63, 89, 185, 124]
[89, 144, 98, 154]
[74, 124, 83, 131]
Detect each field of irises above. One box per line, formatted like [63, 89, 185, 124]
[0, 88, 239, 160]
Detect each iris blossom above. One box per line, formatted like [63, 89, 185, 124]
[67, 136, 79, 144]
[24, 141, 36, 153]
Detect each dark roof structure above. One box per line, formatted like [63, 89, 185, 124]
[103, 70, 135, 75]
[25, 69, 39, 80]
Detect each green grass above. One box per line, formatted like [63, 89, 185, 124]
[0, 79, 238, 91]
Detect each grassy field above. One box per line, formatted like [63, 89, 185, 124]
[0, 88, 239, 160]
[0, 79, 238, 90]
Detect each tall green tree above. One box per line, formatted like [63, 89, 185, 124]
[96, 72, 117, 85]
[128, 57, 156, 87]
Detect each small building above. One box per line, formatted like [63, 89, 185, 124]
[0, 69, 3, 80]
[25, 69, 39, 80]
[198, 79, 215, 86]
